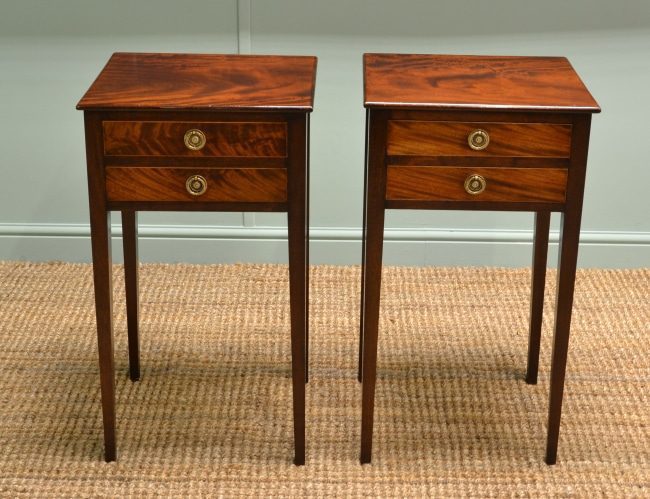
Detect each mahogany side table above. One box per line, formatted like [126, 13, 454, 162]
[77, 53, 316, 464]
[358, 53, 600, 464]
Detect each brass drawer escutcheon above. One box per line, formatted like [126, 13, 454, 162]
[184, 129, 206, 151]
[186, 175, 208, 196]
[468, 129, 490, 151]
[464, 174, 487, 195]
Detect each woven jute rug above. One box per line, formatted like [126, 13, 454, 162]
[0, 262, 648, 497]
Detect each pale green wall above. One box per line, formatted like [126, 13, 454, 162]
[1, 0, 648, 266]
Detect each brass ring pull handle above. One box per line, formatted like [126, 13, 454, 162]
[464, 174, 486, 195]
[184, 129, 206, 151]
[467, 129, 489, 151]
[186, 175, 208, 196]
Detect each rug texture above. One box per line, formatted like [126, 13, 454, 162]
[0, 262, 648, 497]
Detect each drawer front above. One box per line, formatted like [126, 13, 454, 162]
[106, 167, 287, 202]
[103, 121, 287, 157]
[386, 166, 567, 203]
[387, 121, 571, 158]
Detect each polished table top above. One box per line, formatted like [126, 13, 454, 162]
[363, 53, 600, 113]
[77, 52, 317, 112]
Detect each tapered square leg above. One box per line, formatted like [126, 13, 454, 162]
[84, 111, 117, 462]
[121, 210, 140, 382]
[545, 115, 591, 465]
[304, 115, 310, 385]
[545, 210, 581, 465]
[287, 115, 308, 465]
[360, 110, 388, 464]
[359, 206, 385, 464]
[358, 109, 370, 383]
[526, 211, 550, 385]
[89, 210, 117, 462]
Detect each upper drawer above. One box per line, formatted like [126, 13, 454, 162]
[387, 121, 571, 158]
[103, 121, 287, 157]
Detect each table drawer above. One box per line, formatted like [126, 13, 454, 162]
[386, 166, 567, 203]
[387, 121, 571, 158]
[103, 121, 287, 157]
[106, 167, 287, 202]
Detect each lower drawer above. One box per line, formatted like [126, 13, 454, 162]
[386, 166, 567, 203]
[106, 167, 287, 203]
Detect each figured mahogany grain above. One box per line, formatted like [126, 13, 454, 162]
[387, 121, 571, 158]
[77, 53, 317, 111]
[104, 121, 287, 158]
[106, 167, 287, 203]
[364, 54, 600, 113]
[385, 166, 567, 203]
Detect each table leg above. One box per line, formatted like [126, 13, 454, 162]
[89, 209, 117, 462]
[360, 111, 388, 464]
[358, 109, 369, 383]
[305, 115, 310, 384]
[288, 115, 307, 465]
[122, 210, 140, 382]
[526, 211, 550, 384]
[545, 209, 581, 464]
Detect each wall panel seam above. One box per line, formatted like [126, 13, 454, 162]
[237, 0, 255, 228]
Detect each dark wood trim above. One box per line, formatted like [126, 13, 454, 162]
[107, 201, 287, 212]
[385, 200, 564, 212]
[388, 110, 577, 123]
[387, 156, 570, 168]
[105, 156, 287, 169]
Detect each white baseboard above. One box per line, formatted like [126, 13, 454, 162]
[0, 223, 648, 268]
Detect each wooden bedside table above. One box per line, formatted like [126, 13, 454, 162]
[77, 53, 316, 464]
[358, 53, 600, 465]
